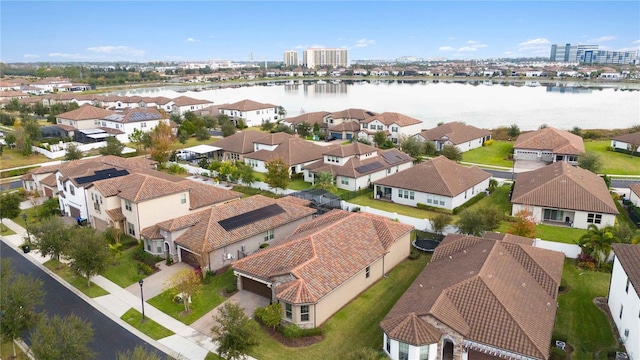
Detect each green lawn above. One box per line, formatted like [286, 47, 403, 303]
[147, 268, 236, 325]
[462, 140, 514, 168]
[584, 140, 640, 175]
[120, 308, 174, 340]
[101, 246, 147, 288]
[288, 178, 312, 191]
[555, 260, 618, 359]
[475, 185, 512, 216]
[0, 223, 16, 236]
[348, 194, 451, 220]
[43, 260, 109, 298]
[1, 336, 29, 360]
[246, 254, 431, 360]
[496, 222, 588, 244]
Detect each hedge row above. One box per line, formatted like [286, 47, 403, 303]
[0, 166, 39, 179]
[452, 192, 487, 215]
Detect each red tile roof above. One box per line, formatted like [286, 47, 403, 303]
[361, 112, 422, 127]
[56, 104, 114, 120]
[511, 162, 618, 215]
[247, 138, 336, 166]
[220, 99, 277, 111]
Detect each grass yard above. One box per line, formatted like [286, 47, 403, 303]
[168, 137, 217, 152]
[554, 259, 618, 359]
[101, 246, 147, 288]
[147, 268, 236, 325]
[0, 150, 52, 170]
[246, 254, 431, 360]
[584, 140, 640, 175]
[43, 259, 109, 298]
[496, 222, 588, 244]
[461, 140, 514, 168]
[120, 308, 174, 340]
[1, 336, 29, 360]
[288, 178, 312, 191]
[348, 194, 450, 220]
[0, 223, 16, 236]
[475, 185, 512, 216]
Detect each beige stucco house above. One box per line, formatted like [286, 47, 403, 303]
[233, 209, 414, 329]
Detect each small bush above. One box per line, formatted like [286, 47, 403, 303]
[452, 192, 486, 215]
[483, 139, 495, 146]
[254, 307, 266, 320]
[225, 284, 237, 294]
[351, 207, 361, 212]
[260, 243, 270, 249]
[416, 202, 453, 214]
[300, 327, 324, 337]
[138, 262, 155, 275]
[409, 249, 422, 260]
[282, 323, 302, 339]
[550, 347, 567, 360]
[577, 261, 596, 271]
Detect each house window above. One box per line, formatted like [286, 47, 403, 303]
[386, 335, 391, 353]
[626, 278, 630, 293]
[69, 184, 75, 195]
[399, 342, 409, 360]
[300, 305, 309, 322]
[427, 194, 432, 204]
[377, 125, 383, 130]
[141, 122, 147, 128]
[587, 213, 602, 224]
[420, 345, 429, 360]
[181, 194, 186, 204]
[341, 178, 349, 185]
[362, 124, 368, 129]
[125, 200, 132, 211]
[365, 266, 370, 278]
[264, 229, 274, 242]
[128, 222, 135, 236]
[410, 191, 415, 200]
[387, 168, 391, 174]
[391, 126, 398, 133]
[620, 304, 624, 319]
[285, 303, 292, 320]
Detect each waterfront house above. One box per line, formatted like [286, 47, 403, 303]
[218, 99, 279, 127]
[513, 127, 585, 164]
[358, 112, 423, 145]
[608, 244, 640, 360]
[414, 122, 492, 152]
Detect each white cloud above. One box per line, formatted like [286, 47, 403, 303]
[632, 40, 640, 44]
[587, 35, 616, 43]
[185, 38, 198, 43]
[457, 41, 487, 52]
[457, 46, 477, 52]
[503, 51, 516, 56]
[49, 52, 87, 59]
[467, 40, 479, 44]
[23, 54, 39, 59]
[516, 38, 551, 55]
[86, 45, 145, 57]
[354, 38, 376, 48]
[518, 38, 549, 47]
[448, 37, 455, 40]
[439, 46, 454, 51]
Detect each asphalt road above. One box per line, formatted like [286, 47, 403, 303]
[0, 241, 166, 360]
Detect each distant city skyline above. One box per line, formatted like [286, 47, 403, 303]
[1, 1, 639, 63]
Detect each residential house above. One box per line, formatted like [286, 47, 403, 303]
[611, 131, 640, 152]
[629, 184, 640, 207]
[172, 96, 214, 116]
[609, 243, 640, 360]
[414, 122, 492, 152]
[56, 104, 114, 131]
[98, 108, 169, 143]
[327, 121, 362, 141]
[211, 130, 277, 162]
[218, 99, 279, 127]
[245, 137, 335, 175]
[87, 170, 241, 258]
[511, 161, 618, 229]
[323, 108, 376, 129]
[513, 127, 585, 164]
[373, 156, 491, 211]
[143, 195, 316, 270]
[358, 112, 423, 144]
[381, 233, 564, 360]
[0, 91, 30, 101]
[304, 142, 414, 191]
[233, 209, 414, 328]
[282, 111, 331, 132]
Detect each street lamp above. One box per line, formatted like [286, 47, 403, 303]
[22, 213, 30, 244]
[138, 279, 145, 321]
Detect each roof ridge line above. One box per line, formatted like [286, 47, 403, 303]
[507, 243, 559, 297]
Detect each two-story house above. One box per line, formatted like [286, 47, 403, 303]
[358, 112, 423, 145]
[218, 99, 279, 127]
[303, 142, 414, 191]
[244, 137, 336, 176]
[172, 96, 215, 116]
[609, 244, 640, 360]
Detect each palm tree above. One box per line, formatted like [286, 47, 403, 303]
[577, 224, 619, 267]
[313, 171, 336, 192]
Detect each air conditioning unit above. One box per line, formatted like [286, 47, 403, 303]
[226, 253, 234, 260]
[616, 352, 628, 360]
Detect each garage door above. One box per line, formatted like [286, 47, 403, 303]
[330, 132, 342, 140]
[44, 187, 53, 197]
[514, 150, 538, 161]
[69, 206, 81, 218]
[180, 248, 201, 268]
[241, 277, 271, 299]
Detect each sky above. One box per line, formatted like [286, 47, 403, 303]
[1, 1, 639, 63]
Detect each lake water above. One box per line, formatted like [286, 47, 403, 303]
[116, 80, 640, 131]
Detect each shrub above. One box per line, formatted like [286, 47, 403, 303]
[578, 261, 596, 271]
[225, 284, 237, 294]
[282, 323, 302, 339]
[409, 249, 422, 260]
[138, 262, 155, 275]
[253, 307, 266, 321]
[416, 202, 453, 214]
[452, 192, 486, 215]
[260, 243, 270, 249]
[300, 327, 324, 337]
[483, 139, 495, 146]
[351, 207, 361, 212]
[550, 347, 567, 360]
[168, 163, 186, 174]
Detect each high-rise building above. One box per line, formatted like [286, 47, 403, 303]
[551, 43, 638, 64]
[302, 48, 348, 69]
[284, 50, 298, 67]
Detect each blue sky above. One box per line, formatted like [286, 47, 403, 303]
[2, 1, 639, 63]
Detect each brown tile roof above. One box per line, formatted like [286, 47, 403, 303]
[511, 162, 618, 215]
[382, 234, 564, 359]
[361, 112, 422, 127]
[612, 131, 640, 145]
[55, 124, 77, 131]
[221, 99, 277, 112]
[482, 231, 535, 246]
[106, 208, 126, 222]
[253, 132, 295, 146]
[305, 148, 414, 179]
[328, 121, 361, 132]
[380, 313, 442, 346]
[374, 155, 491, 197]
[56, 104, 114, 121]
[211, 130, 270, 155]
[233, 210, 413, 304]
[322, 142, 378, 157]
[630, 183, 640, 199]
[285, 111, 330, 126]
[173, 96, 213, 107]
[514, 127, 585, 155]
[612, 244, 640, 297]
[173, 195, 316, 253]
[418, 122, 491, 145]
[246, 138, 336, 166]
[330, 108, 377, 120]
[40, 173, 58, 187]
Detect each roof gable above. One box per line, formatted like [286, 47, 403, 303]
[514, 127, 585, 154]
[57, 104, 114, 120]
[419, 122, 491, 145]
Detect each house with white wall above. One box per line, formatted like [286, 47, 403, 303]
[414, 122, 492, 152]
[244, 137, 334, 176]
[513, 127, 585, 164]
[303, 142, 414, 191]
[373, 155, 491, 211]
[629, 184, 640, 207]
[56, 104, 115, 131]
[511, 161, 618, 229]
[611, 131, 640, 152]
[358, 112, 423, 145]
[172, 96, 214, 116]
[218, 99, 279, 127]
[609, 244, 640, 360]
[99, 108, 169, 143]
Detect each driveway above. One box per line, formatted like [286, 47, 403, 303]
[513, 160, 547, 173]
[190, 290, 270, 336]
[125, 261, 194, 299]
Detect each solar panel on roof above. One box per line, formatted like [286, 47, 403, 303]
[354, 162, 384, 174]
[381, 151, 410, 164]
[74, 168, 129, 185]
[218, 204, 285, 231]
